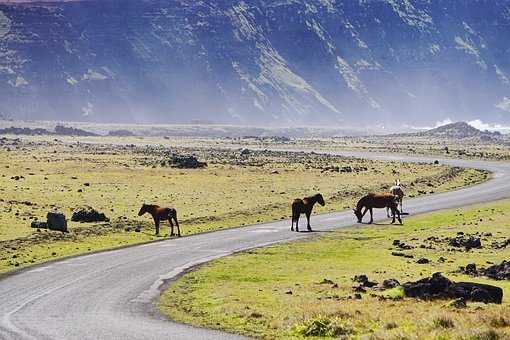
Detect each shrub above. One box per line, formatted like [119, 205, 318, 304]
[291, 315, 354, 337]
[432, 316, 455, 329]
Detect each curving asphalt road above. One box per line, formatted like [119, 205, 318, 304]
[1, 151, 510, 340]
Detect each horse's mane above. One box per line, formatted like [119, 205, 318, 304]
[143, 203, 160, 208]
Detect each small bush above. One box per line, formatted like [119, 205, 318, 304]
[467, 329, 501, 340]
[291, 315, 354, 337]
[489, 316, 509, 328]
[433, 316, 455, 329]
[384, 321, 398, 330]
[383, 287, 405, 300]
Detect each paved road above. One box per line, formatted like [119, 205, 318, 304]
[1, 152, 510, 340]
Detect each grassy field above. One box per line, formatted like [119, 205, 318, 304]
[160, 200, 510, 339]
[0, 136, 487, 274]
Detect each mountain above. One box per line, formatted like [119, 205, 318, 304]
[0, 0, 509, 125]
[421, 121, 501, 139]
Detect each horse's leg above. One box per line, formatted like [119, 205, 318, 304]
[174, 215, 181, 237]
[386, 207, 391, 218]
[168, 217, 174, 236]
[306, 211, 312, 231]
[295, 214, 300, 232]
[369, 208, 373, 224]
[360, 207, 368, 222]
[154, 218, 160, 236]
[291, 209, 295, 231]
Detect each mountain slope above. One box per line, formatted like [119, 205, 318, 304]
[0, 0, 509, 125]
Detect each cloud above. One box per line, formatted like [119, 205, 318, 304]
[495, 97, 510, 112]
[467, 119, 510, 133]
[406, 118, 453, 131]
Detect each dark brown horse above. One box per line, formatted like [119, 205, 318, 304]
[291, 193, 325, 232]
[354, 193, 402, 224]
[138, 204, 180, 236]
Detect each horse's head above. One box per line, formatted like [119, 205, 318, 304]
[315, 193, 325, 206]
[353, 208, 363, 223]
[138, 204, 149, 216]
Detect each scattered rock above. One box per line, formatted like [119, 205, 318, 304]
[353, 286, 366, 293]
[170, 154, 207, 169]
[393, 240, 414, 250]
[30, 220, 48, 229]
[134, 227, 141, 232]
[391, 251, 414, 258]
[416, 257, 430, 264]
[46, 211, 68, 232]
[461, 260, 510, 280]
[71, 206, 109, 223]
[353, 274, 378, 287]
[381, 279, 400, 289]
[403, 272, 503, 304]
[449, 235, 481, 251]
[492, 238, 510, 249]
[319, 278, 335, 285]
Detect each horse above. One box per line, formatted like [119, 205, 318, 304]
[354, 193, 402, 224]
[138, 203, 180, 236]
[291, 193, 325, 232]
[387, 179, 404, 217]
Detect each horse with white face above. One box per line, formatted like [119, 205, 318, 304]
[387, 179, 404, 217]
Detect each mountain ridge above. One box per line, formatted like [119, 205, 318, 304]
[0, 0, 509, 125]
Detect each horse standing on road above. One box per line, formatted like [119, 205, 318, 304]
[138, 204, 181, 237]
[291, 193, 325, 232]
[354, 193, 402, 224]
[387, 179, 405, 217]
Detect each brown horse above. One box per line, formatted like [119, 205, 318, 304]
[138, 204, 180, 236]
[354, 193, 402, 224]
[291, 193, 325, 232]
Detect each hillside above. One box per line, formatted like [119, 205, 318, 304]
[0, 0, 509, 125]
[421, 122, 502, 139]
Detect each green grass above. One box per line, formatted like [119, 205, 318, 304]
[160, 200, 510, 339]
[0, 137, 487, 274]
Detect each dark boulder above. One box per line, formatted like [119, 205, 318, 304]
[353, 274, 378, 287]
[381, 279, 400, 289]
[449, 235, 481, 251]
[46, 211, 68, 232]
[31, 220, 48, 229]
[71, 206, 109, 222]
[403, 272, 502, 304]
[170, 154, 207, 169]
